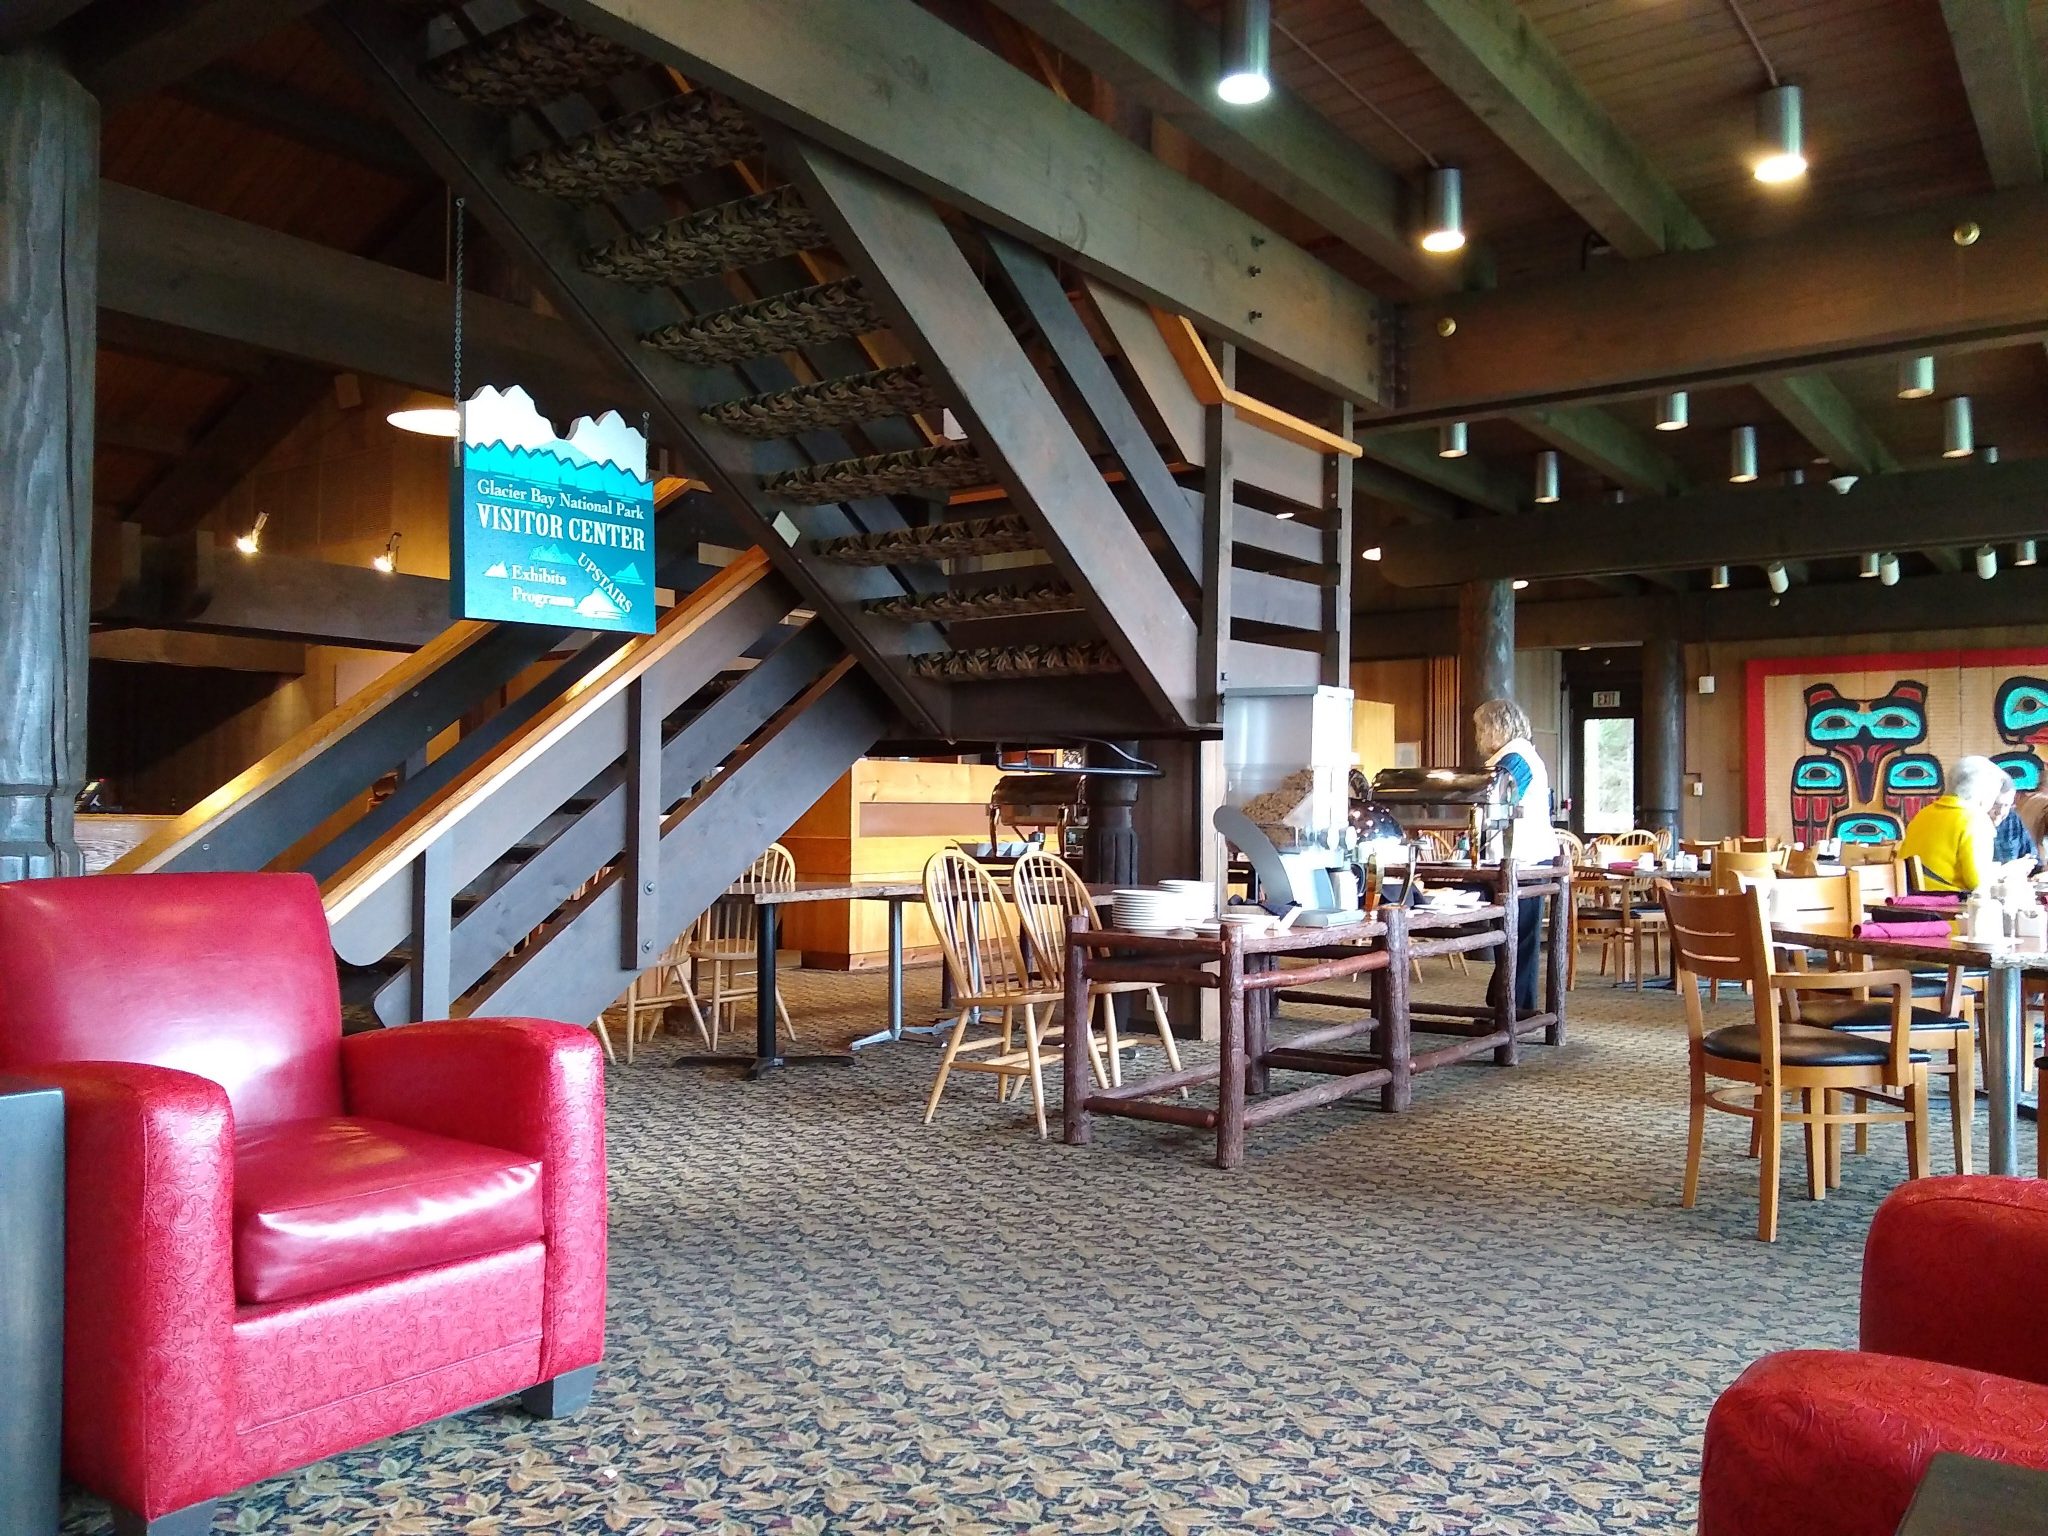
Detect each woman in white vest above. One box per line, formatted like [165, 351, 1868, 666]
[1474, 697, 1558, 1015]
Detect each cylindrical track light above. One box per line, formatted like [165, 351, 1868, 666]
[1858, 552, 1881, 579]
[1216, 0, 1271, 104]
[1977, 545, 1999, 580]
[1943, 396, 1975, 458]
[1878, 552, 1901, 586]
[1655, 391, 1689, 431]
[1729, 425, 1759, 483]
[2017, 539, 2039, 568]
[1533, 449, 1560, 504]
[1419, 166, 1465, 253]
[1709, 565, 1730, 590]
[1897, 356, 1935, 399]
[1781, 467, 1806, 487]
[1437, 421, 1468, 458]
[1754, 83, 1806, 183]
[1765, 560, 1790, 595]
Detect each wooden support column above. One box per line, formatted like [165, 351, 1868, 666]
[1082, 741, 1141, 888]
[0, 52, 95, 881]
[1640, 621, 1685, 842]
[1456, 579, 1515, 762]
[1321, 400, 1355, 688]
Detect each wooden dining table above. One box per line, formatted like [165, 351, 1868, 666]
[1771, 918, 2048, 1176]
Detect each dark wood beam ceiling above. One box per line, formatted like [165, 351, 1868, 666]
[552, 0, 1385, 405]
[1939, 0, 2048, 186]
[62, 0, 328, 102]
[169, 62, 425, 179]
[0, 0, 93, 50]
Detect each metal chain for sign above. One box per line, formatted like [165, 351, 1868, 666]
[452, 195, 466, 409]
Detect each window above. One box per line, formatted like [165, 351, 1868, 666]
[1582, 717, 1636, 834]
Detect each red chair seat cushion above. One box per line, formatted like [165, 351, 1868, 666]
[1700, 1349, 2048, 1536]
[232, 1116, 543, 1306]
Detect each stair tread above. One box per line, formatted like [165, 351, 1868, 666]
[767, 443, 988, 506]
[582, 186, 825, 286]
[508, 91, 759, 200]
[423, 15, 641, 110]
[909, 642, 1121, 681]
[704, 365, 938, 440]
[864, 579, 1080, 622]
[642, 278, 880, 366]
[811, 510, 1036, 566]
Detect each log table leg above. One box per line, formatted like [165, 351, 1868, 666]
[1217, 927, 1247, 1169]
[1546, 869, 1570, 1046]
[1379, 905, 1413, 1111]
[1062, 914, 1093, 1146]
[1245, 952, 1273, 1097]
[1494, 865, 1521, 1066]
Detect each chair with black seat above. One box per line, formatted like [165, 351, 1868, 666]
[1665, 884, 1931, 1241]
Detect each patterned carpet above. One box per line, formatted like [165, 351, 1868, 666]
[60, 960, 2023, 1534]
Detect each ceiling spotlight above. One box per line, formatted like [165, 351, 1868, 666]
[1780, 467, 1806, 487]
[1828, 475, 1859, 494]
[1274, 510, 1295, 521]
[1709, 565, 1730, 590]
[1729, 425, 1759, 484]
[2017, 539, 2039, 568]
[1360, 544, 1383, 561]
[1765, 560, 1790, 595]
[1534, 449, 1560, 504]
[1942, 396, 1975, 458]
[1858, 552, 1881, 579]
[1654, 391, 1689, 431]
[1977, 544, 1999, 580]
[233, 510, 269, 557]
[373, 531, 402, 574]
[1978, 444, 2001, 465]
[1419, 166, 1466, 253]
[386, 390, 461, 438]
[1438, 421, 1469, 459]
[1878, 552, 1900, 586]
[1512, 578, 1530, 591]
[1216, 0, 1272, 104]
[1898, 355, 1935, 399]
[1753, 83, 1806, 183]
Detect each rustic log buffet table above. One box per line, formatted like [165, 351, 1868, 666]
[1061, 859, 1572, 1168]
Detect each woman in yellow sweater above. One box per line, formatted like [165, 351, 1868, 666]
[1898, 755, 2007, 892]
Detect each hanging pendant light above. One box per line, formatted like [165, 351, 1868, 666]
[1878, 552, 1901, 586]
[1437, 421, 1469, 458]
[387, 390, 461, 438]
[1709, 565, 1731, 590]
[1942, 396, 1975, 458]
[1419, 166, 1466, 253]
[1753, 83, 1806, 183]
[1654, 391, 1689, 431]
[1216, 0, 1272, 104]
[1533, 449, 1560, 504]
[1897, 356, 1935, 399]
[1858, 552, 1881, 579]
[1729, 425, 1759, 483]
[2017, 540, 2039, 568]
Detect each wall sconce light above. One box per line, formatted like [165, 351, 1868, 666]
[234, 510, 268, 556]
[373, 532, 402, 574]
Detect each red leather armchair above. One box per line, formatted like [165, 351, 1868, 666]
[1700, 1177, 2048, 1536]
[0, 873, 607, 1535]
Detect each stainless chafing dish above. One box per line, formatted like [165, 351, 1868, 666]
[986, 773, 1087, 860]
[1369, 766, 1516, 864]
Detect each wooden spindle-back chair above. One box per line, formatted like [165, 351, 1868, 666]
[1664, 884, 1929, 1241]
[676, 842, 797, 1050]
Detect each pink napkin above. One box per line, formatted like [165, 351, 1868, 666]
[1853, 920, 1954, 941]
[1888, 894, 1960, 910]
[1606, 861, 1640, 873]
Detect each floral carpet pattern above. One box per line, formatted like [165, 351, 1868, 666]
[60, 964, 2021, 1534]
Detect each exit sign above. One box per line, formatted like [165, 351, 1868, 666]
[1592, 689, 1622, 709]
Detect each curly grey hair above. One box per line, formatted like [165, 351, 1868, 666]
[1952, 754, 2010, 813]
[1472, 697, 1531, 757]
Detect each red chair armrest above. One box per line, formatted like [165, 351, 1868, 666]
[340, 1019, 606, 1378]
[1862, 1177, 2048, 1386]
[27, 1062, 237, 1518]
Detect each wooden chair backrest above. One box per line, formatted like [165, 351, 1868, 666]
[1736, 836, 1782, 854]
[1902, 854, 1931, 894]
[1664, 884, 1782, 1050]
[1783, 847, 1820, 878]
[1713, 848, 1779, 892]
[1011, 849, 1094, 987]
[1554, 828, 1585, 862]
[1611, 829, 1661, 852]
[1770, 872, 1858, 932]
[1839, 840, 1900, 868]
[697, 842, 796, 950]
[1851, 859, 1903, 905]
[924, 849, 1032, 1002]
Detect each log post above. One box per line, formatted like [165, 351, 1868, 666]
[1641, 619, 1685, 844]
[1493, 861, 1520, 1066]
[1061, 913, 1093, 1146]
[1378, 904, 1412, 1111]
[1546, 860, 1571, 1045]
[1216, 924, 1247, 1169]
[1456, 579, 1515, 762]
[0, 51, 96, 881]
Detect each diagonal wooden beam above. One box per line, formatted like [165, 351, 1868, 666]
[128, 359, 331, 535]
[171, 63, 426, 179]
[1515, 407, 1691, 497]
[552, 0, 1384, 405]
[1940, 0, 2048, 186]
[62, 0, 328, 102]
[1363, 0, 1895, 475]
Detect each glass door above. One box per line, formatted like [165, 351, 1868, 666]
[1581, 717, 1637, 835]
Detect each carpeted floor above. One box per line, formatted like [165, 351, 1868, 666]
[60, 961, 2022, 1534]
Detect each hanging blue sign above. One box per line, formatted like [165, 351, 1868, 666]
[451, 384, 655, 634]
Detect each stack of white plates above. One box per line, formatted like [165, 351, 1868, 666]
[1159, 878, 1214, 923]
[1112, 888, 1182, 932]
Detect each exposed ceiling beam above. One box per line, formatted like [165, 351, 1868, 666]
[97, 417, 194, 458]
[1515, 407, 1690, 497]
[1382, 186, 2048, 425]
[1940, 0, 2048, 185]
[1379, 455, 2048, 586]
[97, 311, 275, 377]
[0, 0, 93, 49]
[62, 0, 327, 103]
[1354, 566, 2048, 657]
[127, 359, 332, 535]
[98, 183, 624, 416]
[1361, 430, 1518, 515]
[170, 63, 426, 179]
[1360, 0, 1894, 474]
[90, 627, 306, 674]
[552, 0, 1384, 405]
